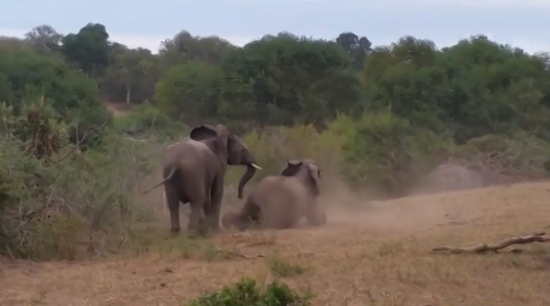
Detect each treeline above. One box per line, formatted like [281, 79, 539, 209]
[2, 24, 550, 138]
[1, 23, 550, 182]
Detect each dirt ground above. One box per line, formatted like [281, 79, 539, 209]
[2, 181, 550, 306]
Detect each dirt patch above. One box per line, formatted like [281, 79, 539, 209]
[2, 180, 550, 306]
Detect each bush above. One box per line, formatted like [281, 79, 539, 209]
[450, 133, 550, 181]
[0, 101, 164, 260]
[0, 47, 112, 150]
[186, 277, 311, 306]
[337, 110, 454, 196]
[112, 101, 189, 140]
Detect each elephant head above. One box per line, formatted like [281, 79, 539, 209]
[189, 124, 261, 199]
[281, 159, 321, 196]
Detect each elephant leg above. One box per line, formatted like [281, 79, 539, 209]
[165, 187, 181, 233]
[206, 175, 224, 232]
[247, 201, 261, 227]
[188, 198, 206, 236]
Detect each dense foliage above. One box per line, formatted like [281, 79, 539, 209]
[1, 23, 549, 260]
[4, 24, 550, 139]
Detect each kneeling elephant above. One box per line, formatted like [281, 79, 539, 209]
[222, 159, 327, 230]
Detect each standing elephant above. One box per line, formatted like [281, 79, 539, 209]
[147, 124, 262, 235]
[221, 159, 326, 230]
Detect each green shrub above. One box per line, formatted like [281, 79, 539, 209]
[186, 277, 311, 306]
[112, 101, 188, 140]
[0, 101, 165, 260]
[0, 47, 112, 151]
[451, 132, 550, 178]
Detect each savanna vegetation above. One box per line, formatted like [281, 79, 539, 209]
[1, 23, 550, 306]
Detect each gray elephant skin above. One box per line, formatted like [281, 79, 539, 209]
[149, 124, 262, 234]
[222, 159, 327, 230]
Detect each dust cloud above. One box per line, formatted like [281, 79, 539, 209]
[314, 168, 462, 236]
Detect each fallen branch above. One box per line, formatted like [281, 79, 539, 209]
[431, 232, 550, 254]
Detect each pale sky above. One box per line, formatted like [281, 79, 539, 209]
[1, 0, 549, 54]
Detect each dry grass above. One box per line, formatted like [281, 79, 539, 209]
[2, 181, 550, 306]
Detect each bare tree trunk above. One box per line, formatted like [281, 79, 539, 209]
[125, 85, 131, 104]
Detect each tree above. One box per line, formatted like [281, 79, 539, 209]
[101, 45, 157, 104]
[336, 32, 372, 69]
[158, 30, 236, 70]
[155, 61, 222, 126]
[219, 33, 364, 127]
[362, 35, 550, 142]
[25, 25, 63, 53]
[61, 23, 110, 77]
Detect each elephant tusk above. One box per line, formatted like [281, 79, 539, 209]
[251, 163, 263, 170]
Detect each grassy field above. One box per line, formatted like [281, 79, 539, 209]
[1, 180, 550, 306]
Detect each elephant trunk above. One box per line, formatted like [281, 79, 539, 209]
[237, 164, 257, 199]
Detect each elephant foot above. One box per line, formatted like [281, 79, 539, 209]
[203, 218, 221, 233]
[170, 226, 181, 234]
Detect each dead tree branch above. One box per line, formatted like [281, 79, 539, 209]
[430, 232, 550, 254]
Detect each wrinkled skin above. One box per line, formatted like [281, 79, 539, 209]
[222, 159, 326, 230]
[153, 124, 261, 236]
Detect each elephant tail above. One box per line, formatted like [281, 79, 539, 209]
[143, 167, 177, 195]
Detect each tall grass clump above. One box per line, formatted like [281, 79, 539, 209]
[0, 101, 167, 260]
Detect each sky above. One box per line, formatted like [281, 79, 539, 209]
[1, 0, 549, 54]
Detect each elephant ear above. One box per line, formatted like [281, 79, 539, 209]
[306, 163, 322, 196]
[190, 124, 218, 141]
[281, 160, 303, 176]
[307, 164, 321, 184]
[215, 124, 231, 152]
[215, 124, 230, 138]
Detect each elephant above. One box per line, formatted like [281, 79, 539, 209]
[146, 124, 262, 235]
[221, 159, 326, 230]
